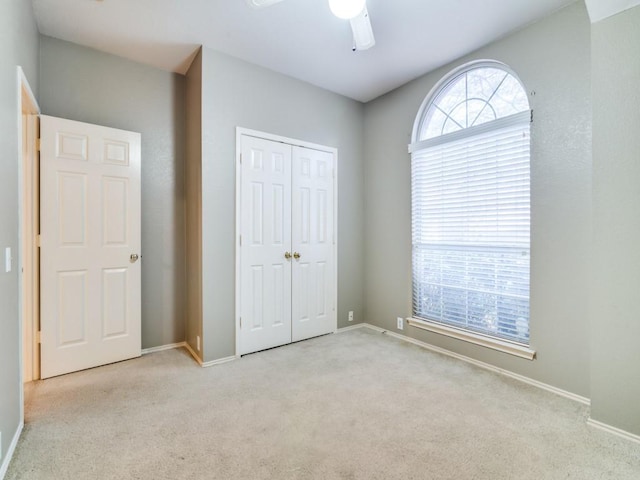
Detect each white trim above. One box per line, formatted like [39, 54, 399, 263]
[234, 127, 338, 357]
[351, 323, 589, 406]
[141, 342, 186, 355]
[202, 356, 237, 368]
[183, 342, 237, 368]
[17, 66, 40, 435]
[336, 324, 368, 333]
[587, 418, 640, 445]
[0, 421, 23, 480]
[407, 317, 536, 361]
[234, 130, 242, 360]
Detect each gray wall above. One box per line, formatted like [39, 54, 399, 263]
[185, 48, 203, 360]
[591, 5, 640, 434]
[363, 1, 593, 397]
[0, 0, 39, 463]
[200, 48, 365, 362]
[39, 36, 187, 350]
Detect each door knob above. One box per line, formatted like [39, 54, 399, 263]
[284, 251, 292, 260]
[130, 254, 140, 262]
[293, 252, 301, 260]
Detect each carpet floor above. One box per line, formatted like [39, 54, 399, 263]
[6, 328, 640, 479]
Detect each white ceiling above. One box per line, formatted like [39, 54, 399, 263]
[32, 0, 577, 102]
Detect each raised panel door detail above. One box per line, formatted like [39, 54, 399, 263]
[240, 135, 292, 355]
[40, 115, 141, 379]
[58, 270, 88, 347]
[103, 176, 128, 246]
[251, 149, 263, 170]
[102, 268, 128, 339]
[272, 152, 284, 173]
[104, 140, 130, 166]
[273, 184, 284, 245]
[58, 172, 87, 247]
[317, 189, 328, 244]
[317, 160, 327, 179]
[291, 146, 335, 343]
[56, 132, 88, 161]
[316, 261, 326, 317]
[272, 264, 284, 327]
[251, 266, 264, 329]
[301, 157, 311, 177]
[300, 187, 311, 244]
[297, 261, 311, 323]
[251, 183, 264, 245]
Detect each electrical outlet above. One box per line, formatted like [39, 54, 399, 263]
[397, 317, 404, 330]
[348, 311, 354, 322]
[197, 335, 201, 351]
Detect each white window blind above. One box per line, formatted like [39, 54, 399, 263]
[411, 118, 531, 344]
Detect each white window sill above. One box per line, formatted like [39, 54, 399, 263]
[406, 317, 536, 361]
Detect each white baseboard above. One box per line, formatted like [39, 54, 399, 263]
[352, 323, 640, 445]
[336, 323, 367, 333]
[343, 323, 590, 406]
[587, 418, 640, 445]
[183, 342, 237, 368]
[201, 356, 237, 368]
[0, 421, 23, 480]
[141, 342, 186, 356]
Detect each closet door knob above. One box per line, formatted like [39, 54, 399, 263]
[284, 251, 292, 260]
[293, 252, 301, 260]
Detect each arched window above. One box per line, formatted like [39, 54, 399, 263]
[410, 61, 531, 349]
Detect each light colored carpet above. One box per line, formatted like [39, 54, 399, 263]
[7, 328, 640, 479]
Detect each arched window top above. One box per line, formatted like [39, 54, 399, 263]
[414, 61, 529, 142]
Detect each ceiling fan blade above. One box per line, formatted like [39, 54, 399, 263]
[350, 6, 375, 51]
[245, 0, 285, 8]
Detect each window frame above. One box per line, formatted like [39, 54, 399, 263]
[408, 60, 536, 360]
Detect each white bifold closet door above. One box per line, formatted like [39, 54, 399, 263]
[239, 135, 335, 355]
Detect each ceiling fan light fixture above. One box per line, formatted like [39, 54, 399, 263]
[328, 0, 366, 20]
[350, 7, 375, 51]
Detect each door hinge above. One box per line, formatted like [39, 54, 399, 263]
[239, 154, 242, 164]
[36, 138, 41, 151]
[239, 235, 242, 246]
[36, 331, 41, 344]
[36, 234, 41, 247]
[239, 317, 242, 328]
[530, 110, 534, 123]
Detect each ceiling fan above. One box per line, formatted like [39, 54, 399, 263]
[246, 0, 376, 51]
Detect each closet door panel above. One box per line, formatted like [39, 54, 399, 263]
[291, 146, 336, 342]
[239, 136, 293, 355]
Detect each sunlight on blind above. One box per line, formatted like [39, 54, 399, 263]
[412, 121, 531, 344]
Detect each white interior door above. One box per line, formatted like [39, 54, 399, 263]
[238, 134, 336, 355]
[291, 146, 336, 342]
[40, 115, 141, 379]
[239, 136, 293, 355]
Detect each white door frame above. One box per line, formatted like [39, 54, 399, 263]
[235, 127, 338, 357]
[17, 67, 41, 423]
